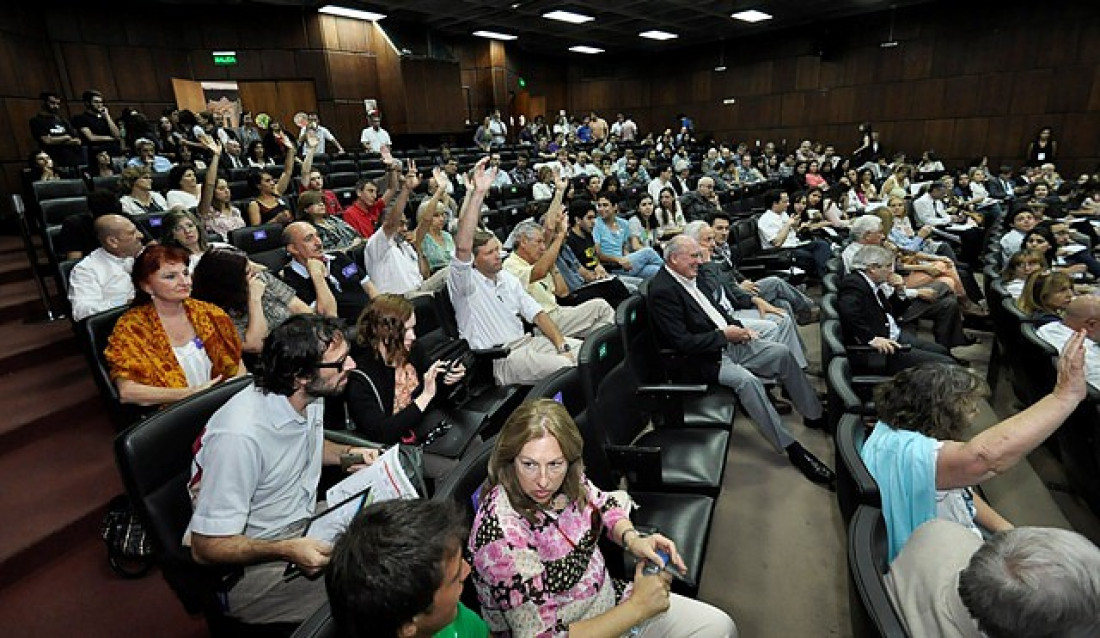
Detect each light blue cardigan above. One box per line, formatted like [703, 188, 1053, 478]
[860, 421, 938, 562]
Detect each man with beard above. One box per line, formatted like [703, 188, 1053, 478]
[28, 92, 83, 170]
[186, 315, 380, 625]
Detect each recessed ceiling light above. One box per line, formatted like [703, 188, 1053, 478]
[319, 5, 386, 21]
[714, 65, 728, 72]
[473, 30, 518, 41]
[568, 45, 605, 54]
[543, 10, 595, 24]
[731, 9, 772, 23]
[639, 30, 678, 41]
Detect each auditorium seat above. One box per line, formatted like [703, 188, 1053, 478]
[229, 223, 285, 254]
[578, 324, 728, 496]
[847, 505, 911, 638]
[835, 414, 881, 527]
[77, 305, 153, 431]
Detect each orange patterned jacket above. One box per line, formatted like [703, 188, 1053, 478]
[105, 298, 241, 390]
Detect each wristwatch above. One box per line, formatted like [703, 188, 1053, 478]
[558, 343, 571, 354]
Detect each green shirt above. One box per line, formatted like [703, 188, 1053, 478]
[433, 602, 488, 638]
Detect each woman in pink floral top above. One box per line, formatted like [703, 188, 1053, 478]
[468, 400, 736, 638]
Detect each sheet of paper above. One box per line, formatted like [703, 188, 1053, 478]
[326, 445, 419, 507]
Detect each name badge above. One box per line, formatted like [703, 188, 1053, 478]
[341, 263, 359, 279]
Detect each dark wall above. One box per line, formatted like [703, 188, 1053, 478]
[0, 4, 464, 209]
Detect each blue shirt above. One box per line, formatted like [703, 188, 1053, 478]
[593, 216, 629, 259]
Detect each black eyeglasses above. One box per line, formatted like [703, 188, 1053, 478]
[315, 351, 350, 371]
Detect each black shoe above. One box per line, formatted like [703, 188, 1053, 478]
[769, 391, 793, 415]
[787, 443, 836, 490]
[803, 414, 828, 430]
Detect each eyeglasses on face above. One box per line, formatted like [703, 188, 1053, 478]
[315, 351, 350, 371]
[515, 458, 569, 478]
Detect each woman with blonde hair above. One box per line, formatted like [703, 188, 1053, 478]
[469, 399, 737, 638]
[1018, 270, 1074, 325]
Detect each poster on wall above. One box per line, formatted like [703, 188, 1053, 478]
[363, 99, 378, 116]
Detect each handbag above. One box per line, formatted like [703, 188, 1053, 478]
[100, 494, 155, 578]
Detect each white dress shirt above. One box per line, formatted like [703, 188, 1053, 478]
[68, 247, 135, 321]
[363, 228, 423, 295]
[1038, 321, 1100, 391]
[447, 255, 543, 349]
[757, 210, 800, 248]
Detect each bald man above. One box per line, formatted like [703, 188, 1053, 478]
[1038, 295, 1100, 390]
[680, 176, 722, 222]
[68, 214, 144, 320]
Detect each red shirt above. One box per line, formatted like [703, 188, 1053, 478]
[343, 198, 386, 238]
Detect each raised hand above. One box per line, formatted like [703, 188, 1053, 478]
[403, 159, 421, 191]
[471, 156, 496, 192]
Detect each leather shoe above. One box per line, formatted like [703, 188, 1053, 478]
[787, 443, 836, 489]
[796, 306, 821, 326]
[803, 414, 828, 430]
[769, 391, 793, 415]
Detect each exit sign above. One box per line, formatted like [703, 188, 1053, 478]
[213, 51, 237, 66]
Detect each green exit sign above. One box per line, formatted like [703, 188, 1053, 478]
[213, 51, 237, 66]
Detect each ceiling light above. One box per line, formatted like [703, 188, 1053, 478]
[723, 98, 737, 105]
[569, 45, 604, 54]
[731, 9, 772, 23]
[639, 30, 678, 41]
[714, 65, 728, 72]
[319, 6, 386, 21]
[473, 30, 518, 41]
[543, 10, 595, 24]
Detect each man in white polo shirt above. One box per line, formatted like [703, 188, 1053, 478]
[362, 159, 447, 296]
[448, 158, 578, 386]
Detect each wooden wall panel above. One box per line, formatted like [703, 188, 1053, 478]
[260, 49, 298, 79]
[61, 43, 118, 99]
[111, 47, 162, 102]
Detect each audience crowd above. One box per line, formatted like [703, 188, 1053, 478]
[27, 93, 1100, 637]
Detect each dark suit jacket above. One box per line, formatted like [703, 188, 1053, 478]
[278, 252, 369, 321]
[647, 267, 741, 384]
[836, 272, 911, 345]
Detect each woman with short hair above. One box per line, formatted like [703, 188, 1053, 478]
[862, 333, 1087, 560]
[105, 244, 242, 407]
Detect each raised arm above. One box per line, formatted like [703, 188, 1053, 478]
[378, 160, 400, 205]
[936, 330, 1087, 489]
[298, 133, 318, 189]
[198, 138, 223, 218]
[274, 142, 295, 196]
[454, 156, 494, 262]
[381, 159, 420, 237]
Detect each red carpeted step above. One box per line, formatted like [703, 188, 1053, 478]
[0, 354, 102, 450]
[0, 415, 120, 591]
[0, 535, 206, 638]
[0, 320, 79, 376]
[0, 279, 50, 323]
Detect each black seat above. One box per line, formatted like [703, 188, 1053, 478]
[77, 305, 153, 431]
[579, 324, 728, 496]
[92, 175, 120, 194]
[325, 171, 359, 189]
[229, 223, 285, 254]
[249, 247, 291, 272]
[617, 294, 736, 430]
[431, 435, 497, 614]
[132, 212, 168, 241]
[847, 505, 911, 638]
[113, 376, 296, 637]
[528, 367, 715, 596]
[1000, 297, 1035, 405]
[32, 178, 87, 203]
[39, 196, 90, 228]
[820, 292, 838, 321]
[290, 602, 337, 638]
[835, 414, 881, 528]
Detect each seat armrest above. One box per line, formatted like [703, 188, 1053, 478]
[472, 346, 509, 360]
[605, 444, 663, 487]
[323, 430, 379, 448]
[637, 383, 709, 396]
